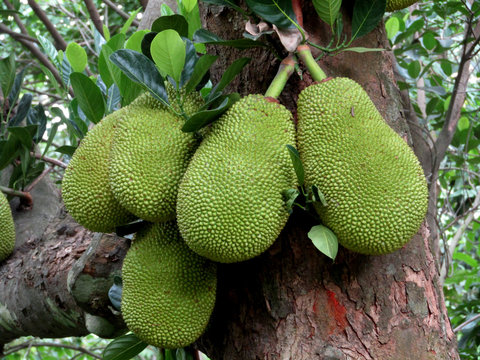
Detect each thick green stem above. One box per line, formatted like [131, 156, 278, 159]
[264, 55, 296, 99]
[296, 44, 327, 82]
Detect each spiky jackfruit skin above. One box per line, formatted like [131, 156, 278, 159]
[109, 92, 202, 222]
[62, 108, 136, 232]
[0, 193, 15, 262]
[177, 95, 297, 263]
[121, 221, 217, 349]
[386, 0, 417, 11]
[297, 78, 428, 255]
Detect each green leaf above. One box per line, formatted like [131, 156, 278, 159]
[283, 188, 300, 214]
[440, 60, 452, 76]
[151, 14, 189, 38]
[209, 57, 251, 100]
[54, 145, 77, 157]
[185, 54, 218, 94]
[120, 7, 141, 34]
[311, 185, 327, 206]
[351, 0, 386, 40]
[8, 126, 35, 149]
[385, 16, 400, 40]
[245, 0, 297, 29]
[286, 145, 304, 186]
[407, 60, 421, 78]
[151, 30, 186, 84]
[109, 49, 169, 106]
[179, 39, 200, 87]
[42, 122, 59, 156]
[125, 30, 150, 53]
[422, 32, 437, 50]
[7, 66, 27, 106]
[69, 72, 105, 124]
[193, 29, 269, 49]
[308, 225, 338, 260]
[8, 93, 32, 126]
[452, 252, 479, 268]
[0, 136, 21, 170]
[102, 334, 147, 360]
[161, 4, 175, 15]
[37, 35, 59, 67]
[66, 42, 87, 73]
[0, 54, 16, 99]
[182, 94, 240, 132]
[340, 47, 385, 53]
[313, 0, 341, 28]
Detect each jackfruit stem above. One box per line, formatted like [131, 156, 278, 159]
[264, 55, 296, 99]
[296, 44, 327, 82]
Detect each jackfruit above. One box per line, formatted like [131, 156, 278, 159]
[109, 91, 203, 222]
[386, 0, 417, 11]
[121, 221, 217, 349]
[62, 108, 136, 232]
[296, 78, 428, 255]
[0, 193, 15, 262]
[177, 95, 297, 263]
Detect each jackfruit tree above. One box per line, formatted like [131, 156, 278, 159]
[2, 0, 479, 359]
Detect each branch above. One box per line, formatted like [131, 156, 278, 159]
[453, 313, 480, 333]
[3, 0, 29, 35]
[27, 0, 68, 50]
[0, 185, 33, 207]
[440, 188, 480, 284]
[32, 153, 68, 169]
[4, 341, 102, 359]
[83, 0, 104, 36]
[0, 24, 38, 44]
[432, 16, 480, 177]
[102, 0, 140, 26]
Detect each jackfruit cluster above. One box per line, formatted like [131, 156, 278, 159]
[109, 91, 202, 222]
[61, 107, 136, 233]
[0, 193, 15, 262]
[386, 0, 418, 11]
[121, 221, 217, 349]
[61, 87, 203, 231]
[177, 95, 298, 263]
[297, 77, 428, 255]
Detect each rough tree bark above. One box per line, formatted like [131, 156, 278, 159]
[0, 1, 459, 359]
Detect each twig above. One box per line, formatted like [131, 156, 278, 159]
[453, 313, 480, 333]
[3, 0, 29, 35]
[0, 185, 33, 207]
[440, 188, 480, 284]
[83, 0, 104, 36]
[102, 0, 140, 26]
[3, 341, 102, 359]
[24, 166, 54, 193]
[27, 0, 67, 50]
[31, 153, 68, 169]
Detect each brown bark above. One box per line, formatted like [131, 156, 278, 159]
[27, 0, 68, 50]
[195, 2, 458, 359]
[83, 0, 104, 36]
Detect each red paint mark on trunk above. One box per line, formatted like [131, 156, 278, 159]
[326, 290, 347, 330]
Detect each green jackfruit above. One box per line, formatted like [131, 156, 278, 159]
[109, 91, 203, 222]
[62, 108, 136, 232]
[0, 193, 15, 262]
[177, 95, 297, 263]
[386, 0, 417, 11]
[297, 78, 428, 255]
[121, 221, 217, 349]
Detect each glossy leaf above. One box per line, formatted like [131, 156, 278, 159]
[208, 57, 251, 100]
[151, 30, 186, 84]
[286, 145, 304, 186]
[66, 42, 87, 73]
[185, 54, 218, 94]
[108, 276, 122, 311]
[308, 225, 338, 260]
[110, 49, 169, 106]
[313, 0, 341, 28]
[102, 334, 147, 360]
[351, 0, 386, 40]
[70, 72, 105, 124]
[0, 54, 15, 99]
[151, 14, 189, 38]
[245, 0, 297, 29]
[8, 93, 32, 126]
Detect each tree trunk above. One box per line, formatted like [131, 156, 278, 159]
[0, 1, 459, 359]
[195, 2, 459, 359]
